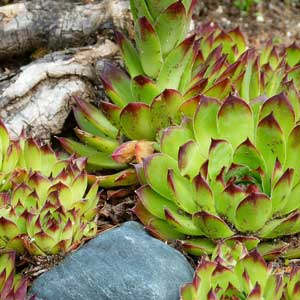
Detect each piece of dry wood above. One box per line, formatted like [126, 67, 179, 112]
[0, 39, 119, 140]
[0, 0, 130, 60]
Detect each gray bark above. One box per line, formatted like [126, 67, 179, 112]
[0, 39, 119, 141]
[0, 0, 130, 60]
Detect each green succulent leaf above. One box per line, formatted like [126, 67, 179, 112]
[115, 31, 143, 78]
[73, 106, 107, 137]
[151, 89, 185, 132]
[167, 169, 198, 214]
[184, 79, 208, 100]
[193, 174, 215, 214]
[99, 101, 122, 128]
[193, 96, 221, 156]
[288, 66, 300, 88]
[147, 218, 186, 240]
[236, 250, 269, 290]
[233, 138, 265, 172]
[208, 139, 233, 179]
[143, 153, 179, 199]
[228, 27, 246, 56]
[204, 78, 232, 100]
[258, 241, 289, 261]
[180, 238, 215, 256]
[130, 0, 153, 22]
[160, 125, 194, 159]
[0, 217, 20, 240]
[157, 35, 195, 91]
[57, 137, 126, 170]
[135, 184, 177, 219]
[154, 1, 186, 56]
[100, 63, 134, 107]
[260, 40, 272, 66]
[23, 139, 41, 171]
[135, 17, 163, 78]
[259, 211, 300, 238]
[282, 80, 300, 121]
[74, 97, 118, 139]
[165, 207, 203, 235]
[145, 0, 175, 19]
[240, 49, 256, 102]
[249, 57, 261, 100]
[217, 95, 254, 148]
[271, 168, 294, 215]
[281, 180, 300, 215]
[259, 92, 295, 137]
[193, 211, 234, 239]
[256, 113, 285, 183]
[225, 236, 260, 251]
[286, 267, 300, 299]
[286, 43, 300, 67]
[178, 141, 206, 179]
[120, 102, 156, 140]
[217, 183, 245, 224]
[74, 128, 119, 153]
[131, 76, 160, 104]
[0, 120, 10, 161]
[285, 125, 300, 183]
[2, 143, 20, 174]
[235, 192, 272, 232]
[179, 96, 201, 117]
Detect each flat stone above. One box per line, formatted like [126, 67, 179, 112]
[28, 221, 194, 300]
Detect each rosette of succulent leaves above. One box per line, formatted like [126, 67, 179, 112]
[180, 241, 300, 300]
[134, 86, 300, 259]
[0, 120, 100, 257]
[59, 0, 300, 189]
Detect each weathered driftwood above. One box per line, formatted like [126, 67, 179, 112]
[0, 40, 119, 140]
[0, 0, 130, 60]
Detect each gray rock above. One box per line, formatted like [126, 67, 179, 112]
[28, 221, 194, 300]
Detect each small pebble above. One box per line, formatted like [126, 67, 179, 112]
[256, 15, 264, 22]
[216, 6, 223, 14]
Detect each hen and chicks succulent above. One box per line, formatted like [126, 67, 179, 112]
[2, 0, 300, 299]
[59, 1, 300, 190]
[0, 121, 100, 256]
[181, 241, 300, 300]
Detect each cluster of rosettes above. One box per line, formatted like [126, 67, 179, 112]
[0, 157, 99, 256]
[180, 241, 300, 300]
[59, 1, 300, 192]
[0, 121, 100, 256]
[1, 0, 300, 298]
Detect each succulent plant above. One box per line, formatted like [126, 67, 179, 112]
[127, 0, 196, 78]
[71, 18, 248, 141]
[0, 121, 100, 255]
[0, 251, 27, 300]
[190, 23, 300, 106]
[0, 121, 22, 188]
[63, 30, 299, 147]
[0, 154, 100, 255]
[58, 0, 195, 187]
[134, 90, 300, 258]
[180, 241, 300, 300]
[59, 0, 300, 191]
[0, 119, 63, 191]
[59, 0, 199, 176]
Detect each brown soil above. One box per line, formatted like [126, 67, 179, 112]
[196, 0, 300, 48]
